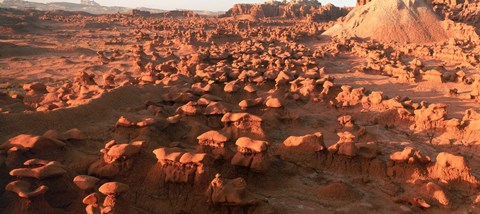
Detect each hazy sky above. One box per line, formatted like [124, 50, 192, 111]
[27, 0, 356, 11]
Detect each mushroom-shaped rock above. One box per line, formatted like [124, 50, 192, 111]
[321, 80, 334, 95]
[6, 180, 48, 198]
[156, 150, 213, 184]
[235, 137, 268, 154]
[221, 112, 265, 139]
[83, 193, 101, 214]
[232, 137, 270, 172]
[10, 160, 67, 179]
[74, 175, 100, 191]
[88, 140, 145, 178]
[98, 182, 130, 212]
[99, 182, 129, 196]
[197, 130, 228, 147]
[265, 97, 283, 108]
[107, 141, 144, 159]
[153, 147, 182, 165]
[197, 130, 234, 160]
[82, 193, 98, 205]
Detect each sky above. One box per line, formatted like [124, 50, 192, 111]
[27, 0, 356, 11]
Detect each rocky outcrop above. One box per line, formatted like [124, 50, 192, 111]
[148, 147, 214, 187]
[88, 140, 145, 178]
[221, 113, 265, 140]
[278, 132, 326, 163]
[428, 152, 478, 190]
[5, 159, 79, 213]
[222, 3, 349, 21]
[231, 137, 270, 172]
[205, 173, 258, 207]
[411, 103, 448, 131]
[433, 0, 479, 7]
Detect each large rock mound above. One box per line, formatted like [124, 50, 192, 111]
[323, 0, 448, 43]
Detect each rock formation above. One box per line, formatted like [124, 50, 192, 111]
[223, 2, 350, 21]
[324, 0, 449, 43]
[1, 3, 480, 213]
